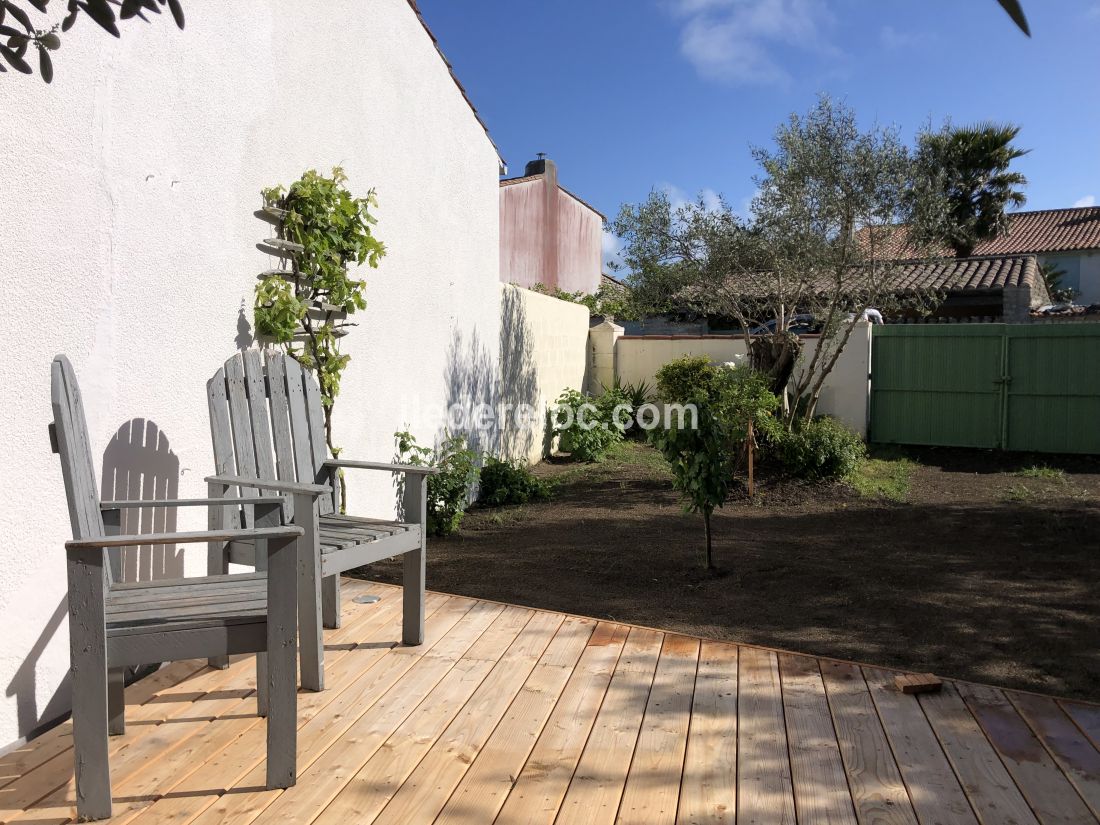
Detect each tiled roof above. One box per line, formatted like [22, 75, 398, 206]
[679, 255, 1047, 305]
[861, 207, 1100, 258]
[889, 254, 1045, 293]
[406, 1, 504, 170]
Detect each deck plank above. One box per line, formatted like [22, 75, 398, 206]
[820, 660, 918, 825]
[1009, 693, 1100, 820]
[366, 612, 573, 825]
[493, 623, 629, 825]
[432, 617, 596, 825]
[2, 583, 1096, 825]
[10, 581, 399, 825]
[863, 666, 979, 825]
[737, 646, 796, 825]
[779, 653, 857, 825]
[1061, 702, 1100, 751]
[677, 640, 738, 825]
[187, 598, 503, 825]
[554, 627, 664, 825]
[918, 682, 1040, 825]
[617, 634, 700, 825]
[121, 589, 445, 825]
[958, 683, 1095, 825]
[245, 605, 534, 825]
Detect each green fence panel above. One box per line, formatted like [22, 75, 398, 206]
[871, 325, 1005, 449]
[1004, 325, 1100, 454]
[871, 323, 1100, 454]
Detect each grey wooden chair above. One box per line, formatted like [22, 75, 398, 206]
[204, 349, 436, 692]
[49, 355, 305, 821]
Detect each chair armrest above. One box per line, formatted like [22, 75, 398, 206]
[323, 459, 439, 476]
[101, 497, 273, 510]
[205, 474, 332, 497]
[66, 525, 304, 551]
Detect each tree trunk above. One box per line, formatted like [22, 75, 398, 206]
[749, 333, 801, 397]
[703, 508, 715, 570]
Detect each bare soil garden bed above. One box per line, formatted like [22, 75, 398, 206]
[361, 442, 1100, 701]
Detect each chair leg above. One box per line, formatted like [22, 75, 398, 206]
[265, 534, 298, 789]
[67, 551, 113, 821]
[107, 668, 125, 736]
[207, 537, 230, 670]
[402, 544, 425, 646]
[294, 493, 324, 691]
[321, 575, 341, 629]
[298, 551, 324, 692]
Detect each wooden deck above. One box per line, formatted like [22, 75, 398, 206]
[2, 578, 1099, 825]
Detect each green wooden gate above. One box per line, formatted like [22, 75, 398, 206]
[870, 324, 1100, 454]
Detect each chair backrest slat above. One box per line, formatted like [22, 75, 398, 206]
[282, 357, 317, 486]
[206, 366, 243, 530]
[210, 350, 337, 517]
[301, 368, 334, 515]
[50, 355, 107, 548]
[223, 354, 259, 525]
[242, 350, 278, 487]
[265, 352, 298, 521]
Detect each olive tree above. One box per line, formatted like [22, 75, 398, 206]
[613, 96, 939, 423]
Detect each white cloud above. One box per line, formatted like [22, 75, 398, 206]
[660, 183, 724, 214]
[667, 0, 836, 85]
[602, 229, 625, 271]
[1073, 195, 1096, 208]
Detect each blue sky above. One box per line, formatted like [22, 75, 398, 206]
[418, 0, 1100, 265]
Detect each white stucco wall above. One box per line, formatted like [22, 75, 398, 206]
[612, 324, 873, 437]
[0, 0, 501, 747]
[499, 285, 591, 464]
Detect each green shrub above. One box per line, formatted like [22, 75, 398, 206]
[551, 388, 626, 462]
[478, 457, 554, 506]
[776, 416, 865, 480]
[395, 430, 480, 536]
[654, 356, 717, 404]
[603, 378, 655, 437]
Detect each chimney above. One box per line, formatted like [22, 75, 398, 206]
[524, 152, 557, 179]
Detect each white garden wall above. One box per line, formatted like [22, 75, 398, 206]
[0, 0, 501, 747]
[613, 324, 873, 436]
[499, 285, 591, 464]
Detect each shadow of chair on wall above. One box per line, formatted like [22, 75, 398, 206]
[100, 418, 184, 582]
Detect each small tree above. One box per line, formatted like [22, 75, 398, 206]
[650, 357, 780, 570]
[254, 167, 385, 456]
[909, 122, 1029, 257]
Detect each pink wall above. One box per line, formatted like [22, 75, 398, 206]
[499, 177, 547, 290]
[499, 167, 602, 294]
[556, 191, 602, 294]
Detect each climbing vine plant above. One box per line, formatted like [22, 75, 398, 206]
[254, 167, 385, 455]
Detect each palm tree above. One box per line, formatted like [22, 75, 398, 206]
[911, 123, 1029, 258]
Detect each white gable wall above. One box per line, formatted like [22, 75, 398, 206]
[0, 0, 501, 746]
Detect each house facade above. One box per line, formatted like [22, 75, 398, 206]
[0, 0, 503, 748]
[499, 157, 605, 294]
